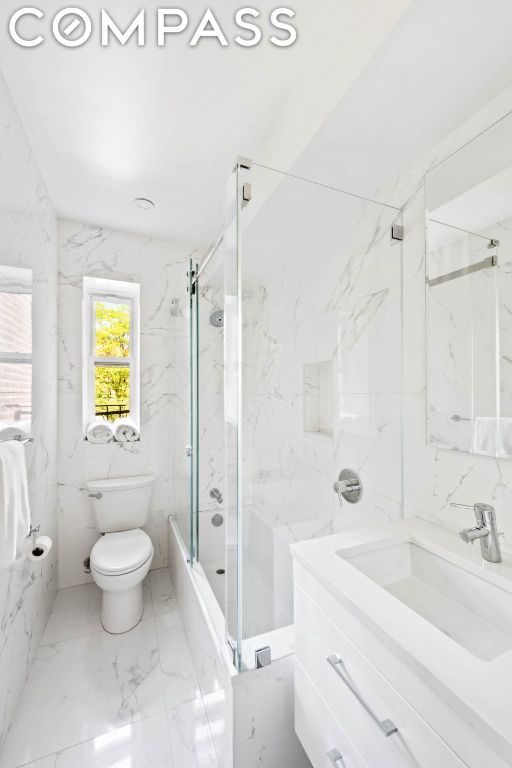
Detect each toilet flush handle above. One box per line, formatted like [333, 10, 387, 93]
[88, 492, 103, 499]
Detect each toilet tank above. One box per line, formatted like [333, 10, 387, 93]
[87, 474, 155, 533]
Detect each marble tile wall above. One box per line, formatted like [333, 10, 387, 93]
[57, 220, 194, 588]
[195, 280, 225, 514]
[0, 73, 58, 746]
[240, 170, 404, 538]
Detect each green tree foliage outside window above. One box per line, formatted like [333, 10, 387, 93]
[94, 301, 131, 421]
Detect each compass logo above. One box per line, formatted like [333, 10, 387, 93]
[8, 7, 298, 48]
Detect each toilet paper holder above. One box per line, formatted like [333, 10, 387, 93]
[25, 525, 53, 562]
[27, 525, 40, 549]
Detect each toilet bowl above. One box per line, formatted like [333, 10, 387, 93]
[91, 529, 153, 634]
[87, 474, 155, 634]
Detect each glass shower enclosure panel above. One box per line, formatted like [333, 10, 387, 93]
[189, 166, 242, 659]
[191, 250, 226, 598]
[189, 160, 403, 672]
[239, 164, 404, 669]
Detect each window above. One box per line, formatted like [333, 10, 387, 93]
[83, 277, 140, 432]
[0, 267, 32, 427]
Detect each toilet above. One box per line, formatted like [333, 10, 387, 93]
[88, 474, 155, 634]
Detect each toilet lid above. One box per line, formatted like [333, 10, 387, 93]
[91, 529, 153, 575]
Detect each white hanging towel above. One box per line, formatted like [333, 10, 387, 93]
[473, 416, 512, 457]
[0, 441, 31, 570]
[499, 419, 512, 457]
[473, 417, 497, 455]
[114, 419, 140, 443]
[86, 419, 114, 444]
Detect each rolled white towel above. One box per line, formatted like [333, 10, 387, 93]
[114, 419, 140, 443]
[86, 419, 114, 444]
[0, 420, 31, 442]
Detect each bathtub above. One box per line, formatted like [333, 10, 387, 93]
[175, 504, 340, 641]
[168, 508, 313, 768]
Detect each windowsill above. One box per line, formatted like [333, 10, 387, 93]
[84, 437, 141, 444]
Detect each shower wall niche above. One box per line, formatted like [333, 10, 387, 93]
[303, 360, 333, 436]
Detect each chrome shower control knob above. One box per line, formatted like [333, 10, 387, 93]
[333, 469, 363, 505]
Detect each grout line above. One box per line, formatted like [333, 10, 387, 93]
[10, 570, 209, 768]
[38, 613, 156, 648]
[38, 589, 155, 648]
[14, 710, 169, 768]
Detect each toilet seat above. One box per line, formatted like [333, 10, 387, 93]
[91, 529, 153, 576]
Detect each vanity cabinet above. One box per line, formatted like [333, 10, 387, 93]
[293, 558, 511, 768]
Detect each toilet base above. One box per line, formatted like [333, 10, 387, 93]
[101, 583, 144, 634]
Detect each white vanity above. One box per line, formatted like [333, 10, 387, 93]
[292, 519, 512, 768]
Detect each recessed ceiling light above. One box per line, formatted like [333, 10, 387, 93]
[133, 197, 155, 210]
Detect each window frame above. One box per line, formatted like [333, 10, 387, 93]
[83, 278, 140, 434]
[0, 267, 33, 426]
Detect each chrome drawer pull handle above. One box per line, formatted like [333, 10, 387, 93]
[327, 747, 345, 766]
[327, 654, 398, 738]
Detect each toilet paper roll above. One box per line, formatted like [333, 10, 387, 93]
[26, 535, 52, 562]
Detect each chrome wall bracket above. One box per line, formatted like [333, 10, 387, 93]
[234, 155, 252, 171]
[242, 182, 252, 206]
[327, 748, 346, 767]
[255, 646, 272, 669]
[391, 224, 404, 242]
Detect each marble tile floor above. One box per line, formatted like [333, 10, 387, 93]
[0, 569, 218, 768]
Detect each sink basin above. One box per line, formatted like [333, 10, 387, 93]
[338, 541, 512, 661]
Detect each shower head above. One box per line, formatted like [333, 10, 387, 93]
[210, 309, 224, 328]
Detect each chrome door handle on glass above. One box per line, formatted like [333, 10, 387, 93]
[450, 502, 502, 563]
[333, 469, 363, 506]
[327, 655, 398, 738]
[327, 748, 345, 767]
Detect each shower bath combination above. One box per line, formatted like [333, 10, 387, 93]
[181, 155, 404, 674]
[168, 154, 404, 765]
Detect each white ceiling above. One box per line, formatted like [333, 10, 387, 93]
[0, 0, 410, 247]
[3, 0, 512, 249]
[293, 0, 512, 206]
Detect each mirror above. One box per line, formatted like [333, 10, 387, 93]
[425, 112, 512, 457]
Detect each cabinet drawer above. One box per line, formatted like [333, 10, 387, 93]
[296, 661, 367, 768]
[295, 583, 467, 768]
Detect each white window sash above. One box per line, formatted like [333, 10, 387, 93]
[83, 281, 140, 430]
[0, 352, 32, 364]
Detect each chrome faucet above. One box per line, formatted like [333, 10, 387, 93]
[450, 502, 502, 563]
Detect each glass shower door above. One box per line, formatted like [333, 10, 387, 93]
[188, 163, 242, 662]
